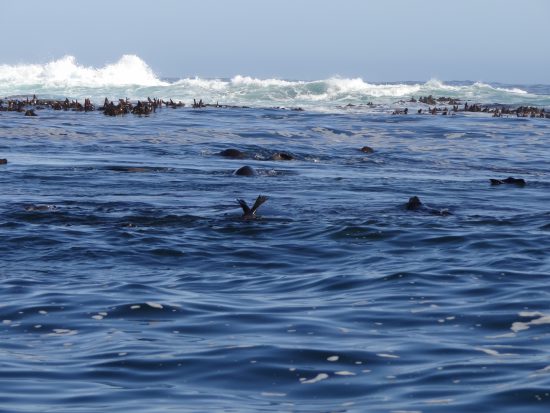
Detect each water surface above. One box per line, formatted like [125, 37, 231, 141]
[1, 101, 549, 412]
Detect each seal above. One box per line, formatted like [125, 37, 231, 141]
[271, 152, 294, 161]
[220, 149, 246, 159]
[0, 159, 7, 165]
[405, 196, 451, 216]
[360, 146, 374, 154]
[237, 195, 268, 219]
[490, 177, 526, 186]
[406, 196, 422, 210]
[234, 165, 257, 176]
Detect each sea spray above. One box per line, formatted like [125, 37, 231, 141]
[0, 55, 548, 108]
[0, 55, 166, 88]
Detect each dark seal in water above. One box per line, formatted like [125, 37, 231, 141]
[220, 149, 246, 159]
[406, 196, 423, 210]
[405, 196, 451, 216]
[490, 176, 526, 186]
[234, 165, 257, 176]
[271, 152, 294, 161]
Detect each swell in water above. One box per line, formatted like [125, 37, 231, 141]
[1, 54, 550, 109]
[2, 54, 550, 413]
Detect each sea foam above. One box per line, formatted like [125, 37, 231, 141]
[0, 54, 544, 108]
[0, 55, 166, 88]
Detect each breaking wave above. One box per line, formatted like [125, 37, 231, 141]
[1, 55, 549, 108]
[0, 55, 167, 88]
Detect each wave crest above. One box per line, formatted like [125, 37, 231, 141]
[0, 55, 166, 87]
[0, 55, 545, 108]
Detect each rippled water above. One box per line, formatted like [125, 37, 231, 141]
[1, 107, 549, 412]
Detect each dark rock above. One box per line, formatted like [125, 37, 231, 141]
[24, 109, 37, 116]
[0, 159, 7, 165]
[360, 146, 374, 154]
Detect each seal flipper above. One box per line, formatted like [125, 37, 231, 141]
[250, 195, 268, 215]
[237, 195, 268, 218]
[237, 199, 251, 216]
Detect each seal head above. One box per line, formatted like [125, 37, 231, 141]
[406, 196, 423, 210]
[234, 165, 257, 176]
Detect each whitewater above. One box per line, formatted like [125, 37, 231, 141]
[1, 55, 549, 109]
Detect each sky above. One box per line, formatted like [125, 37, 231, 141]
[1, 0, 549, 84]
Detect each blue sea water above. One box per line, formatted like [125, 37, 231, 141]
[1, 56, 550, 412]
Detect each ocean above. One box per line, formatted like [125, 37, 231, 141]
[1, 55, 549, 413]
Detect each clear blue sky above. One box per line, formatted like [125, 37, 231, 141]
[1, 0, 549, 83]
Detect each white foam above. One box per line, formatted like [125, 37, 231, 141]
[425, 399, 453, 405]
[335, 371, 356, 376]
[300, 373, 329, 384]
[377, 353, 400, 359]
[530, 365, 550, 377]
[172, 77, 228, 90]
[0, 55, 166, 88]
[48, 328, 78, 336]
[0, 55, 542, 108]
[325, 77, 422, 98]
[472, 81, 528, 95]
[511, 312, 550, 333]
[231, 75, 297, 87]
[474, 347, 517, 357]
[519, 311, 546, 317]
[146, 302, 163, 309]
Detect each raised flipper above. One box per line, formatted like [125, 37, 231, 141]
[250, 195, 268, 215]
[237, 198, 251, 216]
[237, 195, 268, 218]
